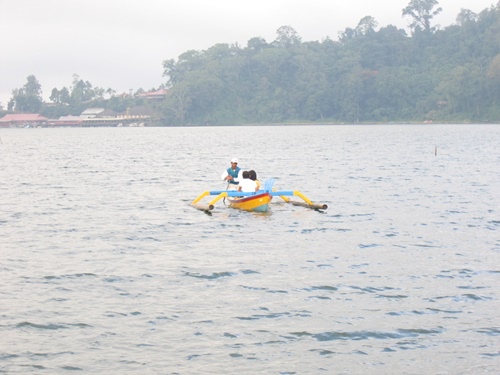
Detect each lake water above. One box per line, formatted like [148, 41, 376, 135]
[0, 125, 499, 374]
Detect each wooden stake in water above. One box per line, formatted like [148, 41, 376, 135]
[435, 146, 438, 156]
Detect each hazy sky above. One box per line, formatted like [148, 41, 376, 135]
[0, 0, 496, 107]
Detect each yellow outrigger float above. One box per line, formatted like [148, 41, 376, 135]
[191, 179, 327, 213]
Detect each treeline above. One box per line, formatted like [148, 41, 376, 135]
[3, 0, 499, 125]
[3, 74, 154, 120]
[161, 1, 499, 124]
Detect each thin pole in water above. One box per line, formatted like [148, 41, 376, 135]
[435, 146, 437, 156]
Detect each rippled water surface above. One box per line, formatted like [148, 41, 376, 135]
[1, 125, 499, 374]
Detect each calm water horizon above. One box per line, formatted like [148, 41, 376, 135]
[1, 124, 499, 374]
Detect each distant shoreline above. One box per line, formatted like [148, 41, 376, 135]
[1, 121, 498, 129]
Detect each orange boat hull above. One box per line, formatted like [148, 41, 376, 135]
[228, 192, 272, 212]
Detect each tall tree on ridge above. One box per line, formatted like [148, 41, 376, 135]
[402, 0, 442, 34]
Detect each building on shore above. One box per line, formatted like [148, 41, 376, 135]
[0, 106, 158, 128]
[0, 114, 48, 128]
[137, 89, 168, 101]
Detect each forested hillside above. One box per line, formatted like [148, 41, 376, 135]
[161, 1, 499, 125]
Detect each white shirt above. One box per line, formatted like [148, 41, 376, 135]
[238, 178, 258, 192]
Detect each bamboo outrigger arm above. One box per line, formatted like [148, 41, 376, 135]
[272, 190, 328, 210]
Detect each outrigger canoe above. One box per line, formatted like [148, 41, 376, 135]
[191, 179, 327, 213]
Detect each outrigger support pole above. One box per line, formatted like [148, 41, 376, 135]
[191, 191, 231, 211]
[208, 192, 227, 206]
[191, 191, 214, 211]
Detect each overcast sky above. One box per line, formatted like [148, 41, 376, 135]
[0, 0, 495, 107]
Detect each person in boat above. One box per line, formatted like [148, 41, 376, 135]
[221, 157, 242, 189]
[248, 170, 261, 190]
[237, 171, 258, 193]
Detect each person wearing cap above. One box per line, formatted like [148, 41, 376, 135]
[221, 158, 242, 188]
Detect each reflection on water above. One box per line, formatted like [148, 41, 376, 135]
[0, 125, 499, 374]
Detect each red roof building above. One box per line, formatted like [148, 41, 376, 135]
[138, 89, 168, 100]
[0, 114, 48, 127]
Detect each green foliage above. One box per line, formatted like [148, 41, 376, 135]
[158, 3, 498, 125]
[402, 0, 442, 34]
[7, 2, 499, 125]
[8, 75, 43, 113]
[38, 74, 149, 118]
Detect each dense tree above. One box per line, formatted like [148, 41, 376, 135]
[402, 0, 442, 34]
[156, 2, 498, 125]
[456, 9, 478, 25]
[246, 37, 268, 53]
[50, 87, 70, 104]
[273, 25, 302, 48]
[8, 75, 43, 112]
[70, 74, 95, 105]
